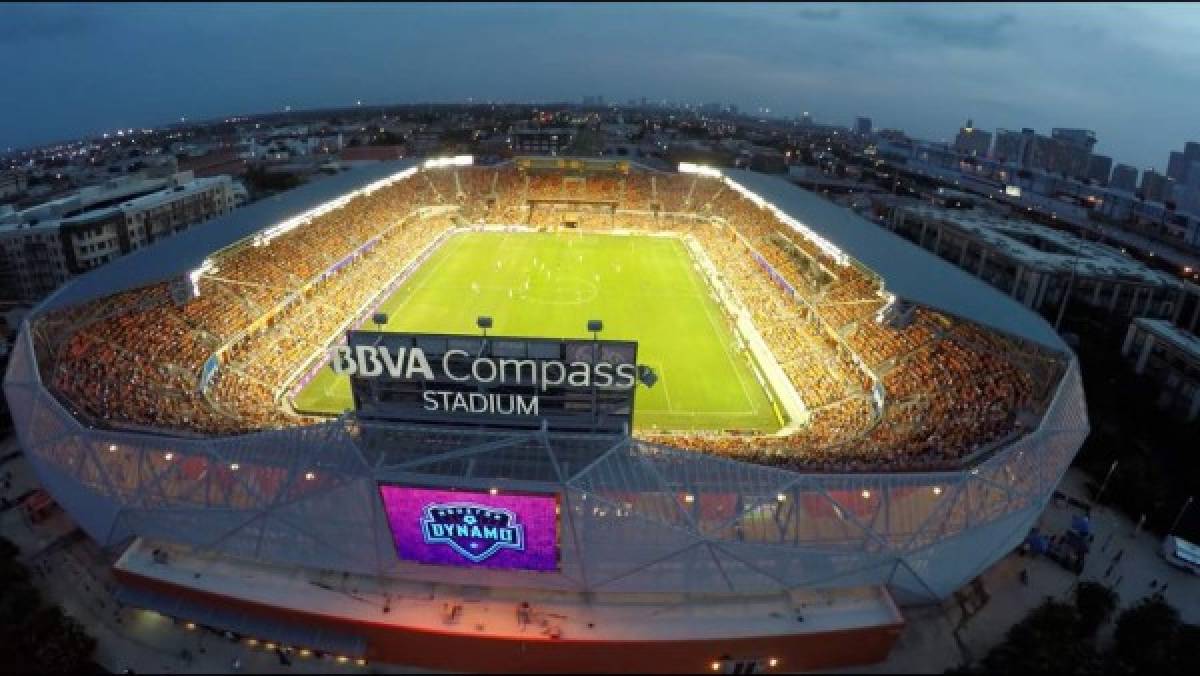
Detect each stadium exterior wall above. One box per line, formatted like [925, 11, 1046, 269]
[4, 318, 1089, 604]
[113, 564, 905, 673]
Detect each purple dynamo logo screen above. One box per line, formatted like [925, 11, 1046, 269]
[379, 485, 559, 571]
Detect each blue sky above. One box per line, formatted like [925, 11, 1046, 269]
[2, 2, 1198, 171]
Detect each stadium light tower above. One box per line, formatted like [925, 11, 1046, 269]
[371, 313, 388, 349]
[587, 320, 604, 429]
[372, 313, 388, 332]
[477, 315, 493, 337]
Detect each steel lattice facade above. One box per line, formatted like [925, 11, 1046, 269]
[4, 320, 1088, 604]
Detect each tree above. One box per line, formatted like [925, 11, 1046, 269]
[976, 599, 1103, 674]
[0, 537, 98, 673]
[1072, 582, 1118, 639]
[1111, 594, 1185, 673]
[372, 130, 403, 146]
[242, 166, 301, 194]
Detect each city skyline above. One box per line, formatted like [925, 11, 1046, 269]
[2, 2, 1199, 172]
[5, 4, 1200, 673]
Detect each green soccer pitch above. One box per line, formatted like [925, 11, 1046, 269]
[292, 230, 783, 433]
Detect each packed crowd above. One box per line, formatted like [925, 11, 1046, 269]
[43, 174, 452, 435]
[640, 173, 1059, 471]
[36, 164, 1063, 473]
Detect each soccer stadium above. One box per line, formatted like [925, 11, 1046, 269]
[3, 156, 1089, 672]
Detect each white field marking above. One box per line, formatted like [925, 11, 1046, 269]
[377, 233, 763, 424]
[672, 238, 762, 417]
[382, 232, 469, 319]
[656, 362, 676, 411]
[638, 409, 761, 416]
[631, 237, 762, 421]
[299, 232, 467, 403]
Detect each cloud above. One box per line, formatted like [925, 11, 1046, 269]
[0, 3, 1196, 171]
[796, 7, 842, 21]
[0, 3, 109, 45]
[897, 11, 1018, 50]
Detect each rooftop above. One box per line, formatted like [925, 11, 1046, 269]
[722, 169, 1071, 352]
[0, 175, 231, 235]
[896, 202, 1179, 288]
[1134, 318, 1200, 361]
[34, 160, 418, 315]
[119, 174, 229, 211]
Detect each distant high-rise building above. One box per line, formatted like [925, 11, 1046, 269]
[1167, 151, 1189, 183]
[854, 117, 873, 136]
[993, 128, 1036, 166]
[1051, 128, 1097, 152]
[1087, 154, 1112, 184]
[1185, 160, 1200, 191]
[0, 170, 26, 200]
[1185, 141, 1200, 165]
[1110, 163, 1139, 192]
[1140, 169, 1169, 202]
[993, 127, 1093, 178]
[1044, 128, 1095, 178]
[954, 119, 992, 157]
[0, 172, 235, 302]
[1161, 143, 1200, 186]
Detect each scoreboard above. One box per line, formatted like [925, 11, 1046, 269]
[333, 331, 638, 433]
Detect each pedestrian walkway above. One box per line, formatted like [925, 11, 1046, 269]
[832, 466, 1198, 673]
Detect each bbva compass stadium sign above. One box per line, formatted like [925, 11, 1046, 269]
[334, 331, 644, 433]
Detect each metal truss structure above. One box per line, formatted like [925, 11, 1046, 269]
[5, 321, 1088, 604]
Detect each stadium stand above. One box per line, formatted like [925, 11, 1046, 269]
[32, 164, 1064, 473]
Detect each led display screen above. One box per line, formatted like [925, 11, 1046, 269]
[379, 485, 559, 571]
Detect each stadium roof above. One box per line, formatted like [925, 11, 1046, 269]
[35, 159, 418, 315]
[894, 203, 1179, 287]
[32, 159, 1067, 353]
[722, 168, 1070, 352]
[1134, 317, 1200, 361]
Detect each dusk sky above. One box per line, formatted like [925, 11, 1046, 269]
[3, 2, 1199, 171]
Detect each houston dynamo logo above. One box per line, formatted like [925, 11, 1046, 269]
[420, 503, 525, 563]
